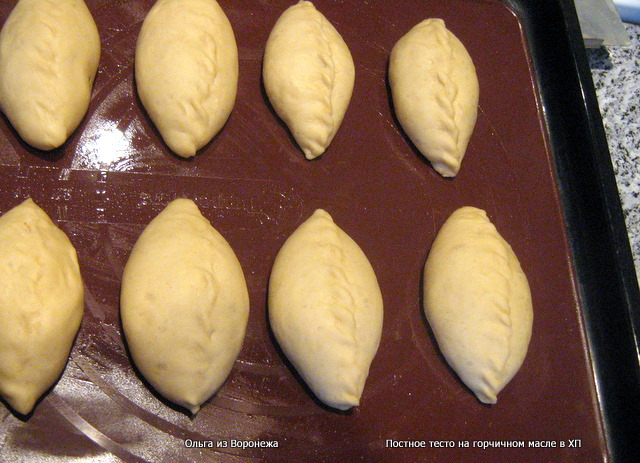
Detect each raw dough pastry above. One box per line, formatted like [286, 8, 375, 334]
[389, 18, 478, 177]
[120, 198, 249, 414]
[0, 0, 100, 150]
[269, 209, 383, 410]
[263, 1, 355, 159]
[423, 207, 533, 404]
[0, 198, 84, 415]
[135, 0, 238, 158]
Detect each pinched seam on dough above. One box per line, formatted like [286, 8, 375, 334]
[137, 208, 227, 410]
[0, 207, 52, 329]
[299, 9, 337, 156]
[414, 19, 462, 170]
[1, 201, 79, 308]
[469, 225, 516, 403]
[15, 0, 66, 121]
[166, 0, 219, 138]
[312, 213, 360, 397]
[193, 239, 222, 346]
[158, 208, 222, 346]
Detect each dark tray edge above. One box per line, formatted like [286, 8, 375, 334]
[506, 0, 640, 461]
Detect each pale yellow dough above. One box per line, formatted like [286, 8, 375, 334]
[0, 0, 100, 150]
[389, 19, 478, 177]
[423, 207, 533, 404]
[0, 199, 84, 415]
[269, 209, 383, 410]
[120, 199, 249, 414]
[135, 0, 238, 158]
[263, 1, 355, 160]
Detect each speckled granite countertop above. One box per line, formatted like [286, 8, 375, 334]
[587, 22, 640, 279]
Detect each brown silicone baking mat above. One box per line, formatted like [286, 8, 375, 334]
[0, 0, 610, 461]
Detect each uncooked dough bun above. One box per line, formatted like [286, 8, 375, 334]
[0, 0, 100, 150]
[120, 198, 249, 414]
[135, 0, 238, 158]
[269, 209, 383, 410]
[263, 1, 355, 160]
[0, 199, 84, 415]
[389, 18, 478, 177]
[423, 207, 533, 404]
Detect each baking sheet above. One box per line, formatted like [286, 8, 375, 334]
[0, 0, 615, 461]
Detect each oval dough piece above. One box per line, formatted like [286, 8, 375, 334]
[269, 209, 383, 410]
[263, 1, 355, 160]
[135, 0, 238, 158]
[0, 199, 84, 415]
[389, 18, 478, 177]
[121, 199, 249, 414]
[423, 207, 533, 404]
[0, 0, 100, 150]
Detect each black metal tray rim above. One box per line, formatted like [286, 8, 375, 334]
[508, 0, 640, 461]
